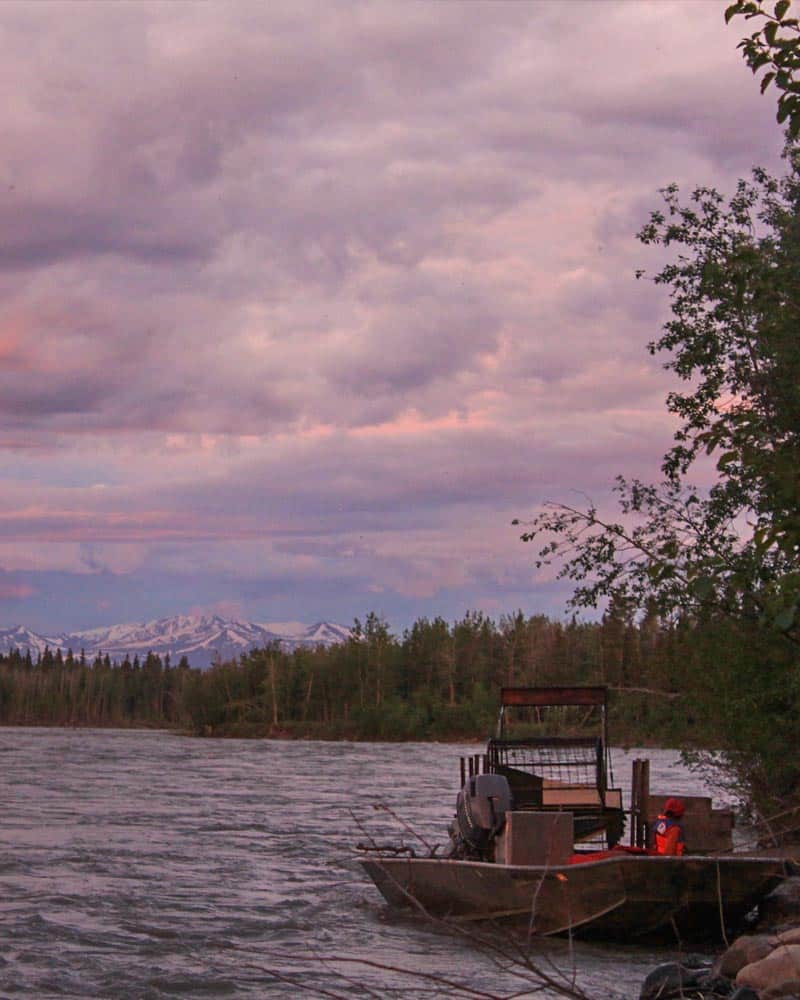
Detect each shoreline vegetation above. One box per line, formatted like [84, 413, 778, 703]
[0, 608, 742, 749]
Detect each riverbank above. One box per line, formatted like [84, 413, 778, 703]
[641, 876, 800, 1000]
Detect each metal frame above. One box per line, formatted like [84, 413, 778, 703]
[496, 686, 609, 761]
[490, 686, 621, 846]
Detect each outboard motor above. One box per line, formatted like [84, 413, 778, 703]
[454, 773, 512, 855]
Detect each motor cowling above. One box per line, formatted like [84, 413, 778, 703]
[455, 773, 512, 851]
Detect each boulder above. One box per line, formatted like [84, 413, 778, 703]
[729, 987, 760, 1000]
[761, 979, 800, 999]
[736, 945, 800, 991]
[696, 972, 735, 995]
[776, 929, 800, 947]
[683, 954, 715, 970]
[759, 879, 800, 929]
[717, 935, 779, 977]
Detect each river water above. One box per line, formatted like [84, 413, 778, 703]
[0, 728, 731, 999]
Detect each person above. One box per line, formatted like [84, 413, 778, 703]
[653, 797, 686, 855]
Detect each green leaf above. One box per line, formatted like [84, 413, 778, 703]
[725, 1, 746, 22]
[692, 577, 716, 601]
[725, 1, 742, 22]
[775, 0, 791, 19]
[761, 70, 777, 92]
[764, 20, 779, 44]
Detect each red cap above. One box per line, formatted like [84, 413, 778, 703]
[665, 797, 685, 817]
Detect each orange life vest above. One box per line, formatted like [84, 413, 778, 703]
[654, 813, 685, 855]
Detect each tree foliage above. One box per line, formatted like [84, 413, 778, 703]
[516, 7, 800, 823]
[519, 152, 800, 640]
[726, 0, 800, 136]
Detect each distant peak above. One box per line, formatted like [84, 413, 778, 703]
[0, 614, 351, 669]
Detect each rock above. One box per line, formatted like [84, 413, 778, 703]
[777, 929, 800, 947]
[640, 962, 707, 1000]
[696, 972, 734, 995]
[729, 987, 760, 1000]
[736, 944, 800, 991]
[759, 879, 800, 929]
[762, 979, 800, 999]
[684, 954, 714, 970]
[718, 935, 779, 977]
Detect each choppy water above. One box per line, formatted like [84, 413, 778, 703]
[0, 728, 729, 999]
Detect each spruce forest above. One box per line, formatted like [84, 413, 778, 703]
[0, 606, 736, 746]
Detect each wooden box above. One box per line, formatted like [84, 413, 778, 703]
[495, 811, 574, 866]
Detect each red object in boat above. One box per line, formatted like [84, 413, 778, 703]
[569, 845, 655, 864]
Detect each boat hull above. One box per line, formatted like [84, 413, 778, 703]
[360, 853, 789, 940]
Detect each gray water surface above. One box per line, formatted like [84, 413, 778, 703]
[0, 729, 727, 998]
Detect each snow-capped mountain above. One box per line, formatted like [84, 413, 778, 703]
[0, 624, 72, 659]
[0, 615, 352, 669]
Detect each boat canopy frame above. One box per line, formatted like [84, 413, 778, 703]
[491, 686, 615, 817]
[496, 686, 609, 741]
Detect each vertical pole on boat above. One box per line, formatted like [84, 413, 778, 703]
[639, 759, 650, 847]
[460, 757, 466, 788]
[630, 759, 651, 847]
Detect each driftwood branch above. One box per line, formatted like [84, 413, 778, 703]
[607, 685, 682, 700]
[356, 840, 416, 857]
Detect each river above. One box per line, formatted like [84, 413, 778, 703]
[0, 728, 731, 998]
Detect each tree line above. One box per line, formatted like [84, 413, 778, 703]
[0, 605, 732, 745]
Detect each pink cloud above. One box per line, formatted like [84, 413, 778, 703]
[188, 600, 246, 620]
[350, 408, 491, 440]
[0, 581, 35, 600]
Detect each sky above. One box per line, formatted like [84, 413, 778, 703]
[0, 0, 786, 635]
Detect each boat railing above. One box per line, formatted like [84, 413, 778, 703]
[486, 735, 606, 809]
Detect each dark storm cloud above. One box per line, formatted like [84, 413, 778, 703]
[0, 373, 111, 418]
[323, 272, 503, 395]
[0, 198, 209, 270]
[0, 572, 35, 601]
[1, 2, 535, 281]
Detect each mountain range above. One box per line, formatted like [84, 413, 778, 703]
[0, 615, 352, 669]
